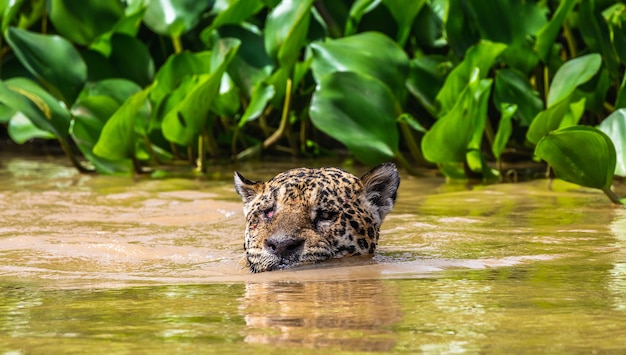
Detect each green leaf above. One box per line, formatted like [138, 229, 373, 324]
[6, 27, 87, 105]
[238, 82, 275, 126]
[617, 72, 626, 109]
[0, 78, 71, 138]
[445, 0, 480, 57]
[435, 40, 506, 115]
[70, 95, 132, 174]
[492, 103, 517, 159]
[535, 0, 576, 62]
[309, 71, 399, 165]
[493, 69, 543, 126]
[8, 112, 55, 143]
[526, 97, 586, 145]
[108, 33, 155, 86]
[216, 25, 273, 98]
[204, 0, 265, 34]
[406, 55, 448, 116]
[382, 0, 426, 47]
[264, 0, 313, 67]
[422, 70, 492, 164]
[82, 79, 143, 106]
[579, 0, 620, 78]
[143, 0, 213, 36]
[598, 109, 626, 177]
[310, 31, 410, 102]
[344, 0, 378, 36]
[93, 86, 152, 160]
[212, 74, 241, 117]
[48, 0, 125, 45]
[547, 53, 602, 107]
[161, 38, 240, 146]
[535, 126, 616, 190]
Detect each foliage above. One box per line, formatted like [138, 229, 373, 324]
[0, 0, 626, 199]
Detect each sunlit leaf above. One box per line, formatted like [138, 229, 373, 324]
[48, 0, 125, 45]
[535, 126, 616, 190]
[422, 70, 492, 164]
[205, 0, 265, 34]
[0, 78, 71, 138]
[7, 112, 55, 143]
[598, 109, 626, 177]
[344, 0, 378, 36]
[239, 82, 275, 126]
[143, 0, 213, 36]
[264, 0, 313, 67]
[6, 27, 87, 104]
[93, 86, 151, 160]
[492, 103, 517, 159]
[526, 97, 586, 145]
[161, 38, 240, 146]
[547, 53, 601, 107]
[309, 71, 399, 165]
[310, 31, 410, 102]
[435, 40, 506, 115]
[70, 95, 132, 174]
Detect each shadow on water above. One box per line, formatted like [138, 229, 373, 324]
[1, 155, 626, 353]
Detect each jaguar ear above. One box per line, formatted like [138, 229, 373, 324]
[234, 171, 263, 204]
[360, 163, 400, 220]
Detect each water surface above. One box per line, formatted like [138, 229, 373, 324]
[1, 155, 625, 353]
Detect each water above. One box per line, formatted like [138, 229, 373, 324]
[1, 155, 626, 353]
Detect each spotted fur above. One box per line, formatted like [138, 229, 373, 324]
[234, 163, 400, 273]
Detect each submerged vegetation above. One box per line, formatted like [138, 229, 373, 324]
[1, 0, 626, 201]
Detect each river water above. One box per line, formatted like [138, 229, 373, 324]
[1, 155, 625, 353]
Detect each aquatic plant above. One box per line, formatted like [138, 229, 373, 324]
[1, 0, 626, 202]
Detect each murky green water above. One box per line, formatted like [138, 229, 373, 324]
[1, 155, 626, 353]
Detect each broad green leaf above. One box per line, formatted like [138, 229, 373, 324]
[6, 27, 87, 105]
[422, 70, 492, 164]
[48, 0, 125, 45]
[535, 126, 616, 190]
[445, 0, 480, 57]
[1, 0, 45, 32]
[493, 69, 543, 126]
[93, 86, 152, 160]
[526, 97, 586, 145]
[143, 0, 213, 36]
[492, 103, 517, 159]
[108, 33, 155, 86]
[598, 109, 626, 177]
[239, 82, 275, 126]
[535, 0, 576, 62]
[382, 0, 426, 47]
[309, 71, 399, 165]
[435, 40, 506, 115]
[70, 95, 132, 174]
[264, 0, 313, 67]
[151, 51, 213, 104]
[310, 31, 410, 102]
[0, 78, 71, 138]
[161, 38, 240, 146]
[204, 0, 265, 34]
[8, 112, 55, 143]
[82, 79, 142, 105]
[547, 53, 601, 107]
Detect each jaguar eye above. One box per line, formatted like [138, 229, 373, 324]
[263, 207, 275, 220]
[314, 210, 338, 228]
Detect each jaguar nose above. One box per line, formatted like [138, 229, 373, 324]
[265, 235, 305, 259]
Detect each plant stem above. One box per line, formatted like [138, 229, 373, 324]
[58, 137, 94, 173]
[263, 78, 292, 150]
[171, 35, 183, 54]
[602, 186, 623, 205]
[399, 121, 428, 165]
